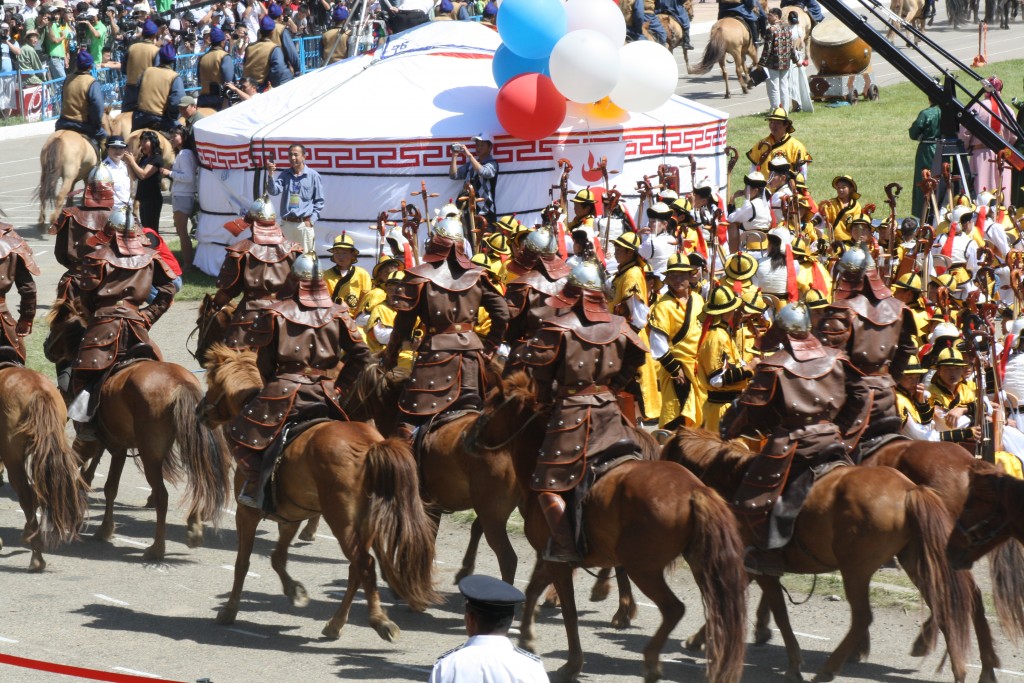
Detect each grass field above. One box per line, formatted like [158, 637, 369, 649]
[725, 59, 1024, 210]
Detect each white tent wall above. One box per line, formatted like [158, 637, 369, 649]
[192, 22, 730, 276]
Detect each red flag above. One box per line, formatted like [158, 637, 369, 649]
[556, 220, 568, 259]
[785, 244, 799, 302]
[940, 223, 957, 259]
[811, 261, 826, 293]
[694, 225, 708, 259]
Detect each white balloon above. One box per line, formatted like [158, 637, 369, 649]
[564, 0, 627, 46]
[609, 40, 679, 112]
[548, 29, 620, 104]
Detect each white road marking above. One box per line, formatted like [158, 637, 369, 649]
[94, 594, 129, 606]
[136, 486, 152, 492]
[226, 627, 269, 639]
[112, 667, 161, 678]
[221, 564, 259, 578]
[114, 536, 149, 548]
[968, 665, 1024, 678]
[0, 636, 18, 643]
[772, 627, 830, 641]
[315, 534, 334, 540]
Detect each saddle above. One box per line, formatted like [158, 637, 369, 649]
[67, 354, 155, 423]
[851, 431, 908, 464]
[254, 416, 333, 519]
[767, 445, 850, 549]
[572, 439, 645, 559]
[413, 403, 480, 510]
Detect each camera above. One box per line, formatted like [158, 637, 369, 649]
[450, 143, 464, 153]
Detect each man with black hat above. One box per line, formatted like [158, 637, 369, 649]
[197, 25, 234, 110]
[244, 15, 292, 90]
[120, 18, 161, 113]
[227, 251, 372, 508]
[383, 217, 509, 441]
[133, 42, 184, 132]
[212, 196, 303, 350]
[55, 50, 108, 147]
[430, 575, 547, 682]
[747, 108, 811, 176]
[639, 201, 677, 275]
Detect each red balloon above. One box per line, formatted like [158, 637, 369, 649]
[495, 73, 566, 142]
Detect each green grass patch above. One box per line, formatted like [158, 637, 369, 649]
[726, 59, 1024, 209]
[24, 321, 55, 378]
[164, 236, 216, 301]
[448, 508, 525, 535]
[0, 115, 27, 128]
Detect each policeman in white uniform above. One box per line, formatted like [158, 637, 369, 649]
[429, 575, 547, 683]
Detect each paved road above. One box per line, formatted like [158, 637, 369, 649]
[3, 8, 1024, 682]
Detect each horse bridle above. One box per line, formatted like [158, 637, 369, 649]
[462, 394, 544, 452]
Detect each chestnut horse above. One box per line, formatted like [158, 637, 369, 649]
[45, 297, 232, 561]
[201, 344, 440, 639]
[948, 470, 1024, 642]
[0, 366, 87, 571]
[488, 372, 748, 683]
[34, 112, 113, 228]
[662, 428, 974, 683]
[341, 362, 523, 585]
[685, 0, 767, 98]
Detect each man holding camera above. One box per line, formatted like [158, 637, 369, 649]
[197, 25, 234, 109]
[121, 18, 161, 113]
[42, 2, 73, 79]
[448, 134, 499, 229]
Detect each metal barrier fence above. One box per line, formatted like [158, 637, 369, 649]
[0, 34, 326, 123]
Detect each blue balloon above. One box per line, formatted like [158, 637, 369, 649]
[497, 0, 567, 61]
[492, 45, 550, 88]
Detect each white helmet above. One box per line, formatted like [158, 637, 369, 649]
[523, 226, 559, 255]
[291, 252, 321, 281]
[433, 216, 464, 240]
[928, 321, 960, 344]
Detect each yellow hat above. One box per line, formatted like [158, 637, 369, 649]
[803, 288, 829, 309]
[671, 197, 693, 214]
[665, 252, 696, 273]
[934, 346, 968, 367]
[724, 252, 758, 281]
[572, 188, 597, 204]
[611, 231, 643, 254]
[371, 253, 402, 280]
[494, 215, 522, 234]
[484, 232, 511, 256]
[742, 288, 768, 314]
[892, 272, 924, 293]
[791, 236, 813, 257]
[385, 270, 406, 284]
[832, 175, 861, 200]
[902, 354, 928, 375]
[705, 284, 743, 316]
[329, 233, 359, 253]
[471, 252, 502, 278]
[765, 107, 795, 133]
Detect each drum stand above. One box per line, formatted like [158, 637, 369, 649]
[932, 138, 973, 210]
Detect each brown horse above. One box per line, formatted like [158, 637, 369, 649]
[490, 372, 748, 683]
[866, 439, 1024, 669]
[34, 112, 113, 228]
[887, 0, 927, 42]
[45, 297, 232, 560]
[663, 428, 974, 683]
[0, 366, 87, 571]
[686, 17, 757, 98]
[619, 0, 694, 53]
[201, 344, 440, 639]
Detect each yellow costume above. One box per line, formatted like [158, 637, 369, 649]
[795, 260, 833, 298]
[696, 323, 748, 435]
[365, 301, 415, 371]
[610, 258, 661, 421]
[818, 198, 863, 243]
[746, 134, 811, 176]
[648, 290, 705, 428]
[324, 265, 371, 310]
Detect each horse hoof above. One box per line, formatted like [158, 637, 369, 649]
[910, 633, 933, 658]
[754, 623, 773, 645]
[29, 556, 46, 573]
[683, 634, 705, 652]
[519, 636, 536, 654]
[321, 624, 341, 640]
[373, 620, 400, 643]
[290, 583, 310, 608]
[142, 544, 165, 562]
[611, 610, 632, 630]
[978, 667, 997, 683]
[811, 672, 834, 683]
[215, 607, 237, 625]
[590, 581, 611, 603]
[93, 529, 113, 543]
[186, 530, 203, 549]
[644, 664, 663, 683]
[454, 567, 472, 585]
[143, 494, 156, 509]
[297, 530, 316, 542]
[786, 671, 805, 683]
[553, 664, 581, 683]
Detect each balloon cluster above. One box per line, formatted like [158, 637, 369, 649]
[493, 0, 680, 141]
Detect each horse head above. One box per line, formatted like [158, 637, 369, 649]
[44, 295, 88, 365]
[339, 362, 410, 436]
[201, 343, 263, 426]
[947, 469, 1013, 569]
[192, 295, 236, 364]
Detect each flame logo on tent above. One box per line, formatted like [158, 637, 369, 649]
[581, 151, 603, 183]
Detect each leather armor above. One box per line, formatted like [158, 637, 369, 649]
[0, 225, 40, 363]
[522, 309, 648, 493]
[505, 266, 570, 355]
[228, 297, 371, 454]
[215, 239, 302, 348]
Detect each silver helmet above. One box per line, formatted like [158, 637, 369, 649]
[107, 205, 131, 233]
[523, 225, 558, 255]
[567, 259, 604, 293]
[291, 252, 321, 281]
[87, 163, 114, 187]
[434, 216, 465, 240]
[246, 195, 276, 224]
[836, 245, 870, 279]
[776, 302, 812, 338]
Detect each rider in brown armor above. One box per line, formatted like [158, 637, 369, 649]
[817, 244, 917, 441]
[69, 207, 178, 440]
[0, 222, 40, 365]
[229, 252, 372, 508]
[51, 164, 115, 287]
[213, 197, 303, 349]
[504, 225, 571, 369]
[728, 303, 867, 576]
[520, 259, 648, 563]
[382, 217, 509, 439]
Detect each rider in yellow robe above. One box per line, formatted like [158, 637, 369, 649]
[697, 285, 753, 436]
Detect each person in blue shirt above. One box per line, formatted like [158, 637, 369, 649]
[266, 144, 325, 251]
[449, 133, 499, 227]
[719, 0, 766, 45]
[625, 0, 668, 44]
[56, 50, 108, 146]
[244, 16, 292, 91]
[657, 0, 693, 50]
[780, 0, 824, 24]
[132, 43, 185, 132]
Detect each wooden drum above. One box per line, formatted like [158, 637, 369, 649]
[809, 19, 872, 75]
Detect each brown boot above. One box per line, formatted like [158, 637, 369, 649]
[236, 457, 261, 509]
[538, 492, 582, 563]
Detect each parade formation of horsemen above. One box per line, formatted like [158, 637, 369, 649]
[6, 0, 1024, 666]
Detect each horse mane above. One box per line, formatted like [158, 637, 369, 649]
[46, 295, 85, 326]
[341, 362, 410, 424]
[662, 426, 755, 486]
[501, 370, 540, 410]
[204, 343, 261, 392]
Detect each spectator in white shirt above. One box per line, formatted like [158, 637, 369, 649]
[168, 125, 199, 268]
[101, 136, 133, 212]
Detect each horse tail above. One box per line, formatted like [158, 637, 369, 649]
[35, 137, 62, 211]
[989, 539, 1024, 642]
[903, 486, 973, 666]
[691, 27, 727, 75]
[364, 437, 441, 611]
[685, 486, 747, 683]
[20, 387, 87, 545]
[172, 382, 231, 529]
